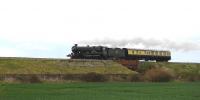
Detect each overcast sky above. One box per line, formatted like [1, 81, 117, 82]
[0, 0, 200, 62]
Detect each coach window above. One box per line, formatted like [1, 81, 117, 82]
[163, 52, 166, 56]
[161, 52, 163, 56]
[167, 52, 170, 56]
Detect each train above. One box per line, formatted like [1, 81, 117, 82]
[68, 44, 171, 62]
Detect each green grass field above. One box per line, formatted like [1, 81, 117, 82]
[0, 82, 200, 100]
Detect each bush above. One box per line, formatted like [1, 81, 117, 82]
[82, 72, 107, 82]
[15, 75, 41, 83]
[130, 74, 142, 82]
[180, 72, 200, 82]
[137, 62, 157, 73]
[187, 75, 200, 82]
[29, 75, 41, 83]
[0, 76, 4, 81]
[143, 67, 174, 82]
[63, 74, 74, 80]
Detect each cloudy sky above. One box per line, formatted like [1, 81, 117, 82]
[0, 0, 200, 62]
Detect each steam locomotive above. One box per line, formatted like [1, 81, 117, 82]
[68, 44, 171, 62]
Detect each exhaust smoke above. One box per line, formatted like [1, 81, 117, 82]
[78, 38, 200, 52]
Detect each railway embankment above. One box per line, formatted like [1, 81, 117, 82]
[0, 57, 136, 83]
[0, 57, 199, 83]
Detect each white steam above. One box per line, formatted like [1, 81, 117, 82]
[79, 38, 200, 52]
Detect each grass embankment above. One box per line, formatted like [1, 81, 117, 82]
[0, 57, 200, 82]
[0, 82, 200, 100]
[0, 57, 134, 74]
[139, 62, 200, 81]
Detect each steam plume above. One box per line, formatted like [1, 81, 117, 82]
[78, 38, 200, 52]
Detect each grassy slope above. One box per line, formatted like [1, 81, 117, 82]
[139, 62, 200, 81]
[139, 62, 200, 74]
[0, 57, 134, 74]
[0, 57, 200, 76]
[0, 82, 200, 100]
[140, 61, 200, 69]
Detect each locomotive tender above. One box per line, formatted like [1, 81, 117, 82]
[68, 44, 171, 62]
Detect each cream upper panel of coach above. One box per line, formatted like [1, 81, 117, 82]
[127, 49, 170, 56]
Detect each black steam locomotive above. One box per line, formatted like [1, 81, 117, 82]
[68, 44, 171, 62]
